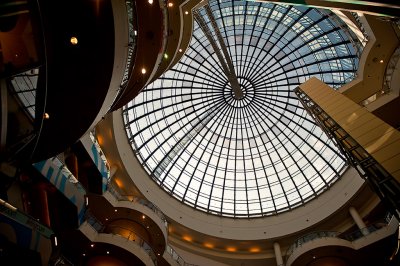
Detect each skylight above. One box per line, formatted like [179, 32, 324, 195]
[123, 0, 361, 218]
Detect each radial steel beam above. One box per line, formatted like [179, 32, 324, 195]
[194, 6, 243, 99]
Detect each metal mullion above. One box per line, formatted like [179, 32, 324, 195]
[190, 35, 230, 84]
[249, 18, 337, 85]
[252, 96, 343, 178]
[240, 5, 261, 78]
[137, 92, 224, 156]
[175, 60, 228, 87]
[248, 105, 295, 208]
[253, 69, 354, 89]
[257, 55, 357, 84]
[242, 4, 277, 79]
[150, 94, 228, 185]
[238, 103, 254, 216]
[192, 102, 237, 209]
[256, 40, 352, 83]
[247, 102, 312, 205]
[239, 2, 261, 77]
[180, 100, 233, 202]
[182, 45, 229, 86]
[238, 1, 248, 78]
[156, 97, 227, 186]
[240, 104, 265, 215]
[252, 95, 346, 164]
[233, 105, 238, 216]
[234, 101, 249, 216]
[126, 89, 221, 129]
[220, 104, 238, 215]
[243, 104, 281, 212]
[206, 103, 237, 213]
[245, 6, 293, 82]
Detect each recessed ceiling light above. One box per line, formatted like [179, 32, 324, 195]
[70, 37, 78, 45]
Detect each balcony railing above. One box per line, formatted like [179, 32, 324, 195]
[285, 213, 396, 262]
[85, 212, 158, 265]
[165, 244, 199, 266]
[107, 183, 168, 228]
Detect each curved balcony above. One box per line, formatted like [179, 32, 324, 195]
[86, 183, 168, 258]
[79, 217, 157, 266]
[111, 0, 167, 110]
[285, 214, 399, 266]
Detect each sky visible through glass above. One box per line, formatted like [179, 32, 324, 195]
[123, 0, 361, 217]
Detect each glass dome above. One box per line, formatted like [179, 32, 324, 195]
[123, 0, 361, 218]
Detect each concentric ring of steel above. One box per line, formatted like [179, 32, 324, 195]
[123, 1, 361, 217]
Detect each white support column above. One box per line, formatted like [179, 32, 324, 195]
[349, 206, 369, 235]
[273, 242, 284, 266]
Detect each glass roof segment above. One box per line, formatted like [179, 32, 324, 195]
[123, 1, 362, 218]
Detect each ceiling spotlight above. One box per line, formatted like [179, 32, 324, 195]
[148, 0, 153, 4]
[168, 3, 173, 7]
[43, 113, 50, 119]
[178, 48, 182, 52]
[379, 59, 384, 63]
[185, 11, 189, 15]
[107, 251, 110, 254]
[90, 244, 94, 248]
[70, 36, 78, 45]
[141, 68, 147, 74]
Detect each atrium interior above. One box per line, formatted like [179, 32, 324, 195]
[1, 0, 400, 266]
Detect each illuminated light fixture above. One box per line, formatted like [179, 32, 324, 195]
[85, 197, 89, 206]
[134, 30, 137, 36]
[168, 2, 173, 7]
[54, 237, 58, 247]
[146, 226, 149, 228]
[204, 243, 214, 249]
[141, 68, 147, 74]
[226, 247, 236, 252]
[142, 215, 146, 219]
[90, 244, 95, 248]
[184, 11, 189, 15]
[107, 251, 110, 254]
[43, 113, 50, 119]
[70, 36, 78, 45]
[83, 253, 86, 256]
[0, 198, 17, 211]
[164, 53, 168, 59]
[114, 209, 118, 212]
[157, 253, 161, 256]
[178, 48, 182, 52]
[105, 218, 108, 221]
[148, 0, 153, 4]
[249, 247, 260, 253]
[380, 59, 384, 63]
[182, 235, 192, 242]
[114, 178, 123, 188]
[313, 256, 316, 259]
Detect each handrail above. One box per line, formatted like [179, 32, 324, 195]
[89, 130, 111, 177]
[285, 230, 339, 260]
[285, 212, 395, 262]
[85, 215, 158, 265]
[165, 244, 199, 266]
[109, 0, 139, 112]
[349, 12, 369, 46]
[107, 183, 168, 228]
